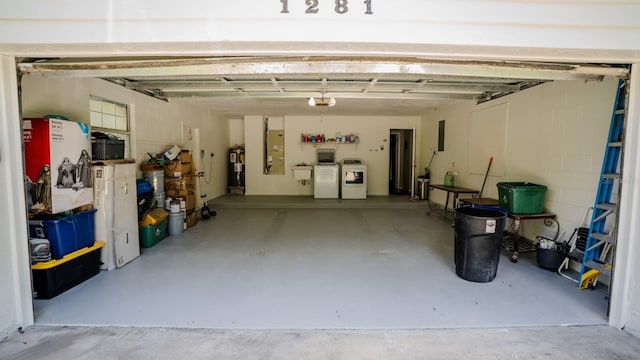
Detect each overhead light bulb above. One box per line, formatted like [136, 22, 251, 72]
[308, 95, 336, 107]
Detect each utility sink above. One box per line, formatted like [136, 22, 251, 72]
[293, 165, 313, 181]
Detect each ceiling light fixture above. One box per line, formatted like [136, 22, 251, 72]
[308, 91, 336, 107]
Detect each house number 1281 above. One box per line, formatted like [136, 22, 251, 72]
[280, 0, 373, 15]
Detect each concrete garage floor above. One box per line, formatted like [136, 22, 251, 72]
[3, 325, 640, 359]
[4, 197, 639, 359]
[32, 199, 608, 329]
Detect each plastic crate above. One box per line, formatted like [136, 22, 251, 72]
[139, 218, 168, 248]
[29, 209, 97, 259]
[92, 138, 125, 160]
[31, 241, 103, 299]
[497, 182, 547, 214]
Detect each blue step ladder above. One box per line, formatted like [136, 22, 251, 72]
[577, 79, 627, 289]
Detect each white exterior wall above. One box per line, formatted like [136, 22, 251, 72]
[0, 1, 640, 62]
[1, 0, 640, 340]
[244, 115, 420, 196]
[611, 65, 640, 338]
[0, 56, 33, 340]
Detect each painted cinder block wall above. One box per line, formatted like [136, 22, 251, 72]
[422, 79, 618, 245]
[20, 75, 229, 200]
[244, 115, 422, 196]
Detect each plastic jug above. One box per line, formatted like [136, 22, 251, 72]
[444, 171, 455, 187]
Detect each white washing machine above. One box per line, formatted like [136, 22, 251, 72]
[314, 149, 339, 199]
[341, 159, 367, 199]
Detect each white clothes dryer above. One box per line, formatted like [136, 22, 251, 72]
[341, 159, 367, 199]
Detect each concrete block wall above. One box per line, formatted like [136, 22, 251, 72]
[421, 79, 618, 243]
[20, 75, 229, 201]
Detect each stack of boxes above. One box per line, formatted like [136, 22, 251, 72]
[23, 116, 102, 299]
[138, 149, 198, 247]
[164, 150, 198, 230]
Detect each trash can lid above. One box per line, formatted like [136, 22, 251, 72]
[455, 206, 506, 218]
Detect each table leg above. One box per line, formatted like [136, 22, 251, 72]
[444, 193, 451, 214]
[510, 219, 522, 262]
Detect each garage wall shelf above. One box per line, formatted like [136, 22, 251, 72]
[301, 133, 359, 144]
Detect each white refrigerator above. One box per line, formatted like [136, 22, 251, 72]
[93, 163, 140, 270]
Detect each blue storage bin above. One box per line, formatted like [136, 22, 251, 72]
[29, 209, 97, 259]
[136, 179, 154, 195]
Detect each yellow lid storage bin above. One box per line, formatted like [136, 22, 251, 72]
[140, 207, 169, 227]
[31, 241, 104, 299]
[139, 218, 168, 248]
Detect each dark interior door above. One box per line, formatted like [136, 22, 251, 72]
[389, 129, 413, 195]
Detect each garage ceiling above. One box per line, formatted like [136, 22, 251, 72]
[18, 57, 629, 116]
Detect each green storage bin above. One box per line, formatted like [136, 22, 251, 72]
[497, 182, 547, 214]
[139, 218, 168, 248]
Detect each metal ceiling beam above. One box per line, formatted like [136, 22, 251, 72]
[161, 91, 477, 101]
[124, 80, 525, 93]
[18, 57, 628, 81]
[270, 77, 284, 92]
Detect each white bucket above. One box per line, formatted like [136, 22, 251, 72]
[169, 199, 180, 213]
[168, 211, 184, 235]
[143, 170, 165, 194]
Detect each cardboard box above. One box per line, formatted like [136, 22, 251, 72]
[24, 117, 94, 214]
[166, 189, 189, 198]
[164, 174, 195, 196]
[164, 160, 192, 177]
[179, 150, 192, 164]
[186, 192, 196, 211]
[186, 209, 198, 228]
[140, 163, 164, 172]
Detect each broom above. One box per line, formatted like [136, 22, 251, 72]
[479, 157, 493, 197]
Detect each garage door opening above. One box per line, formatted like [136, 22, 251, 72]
[16, 56, 629, 329]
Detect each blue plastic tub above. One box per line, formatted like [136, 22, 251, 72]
[29, 209, 97, 259]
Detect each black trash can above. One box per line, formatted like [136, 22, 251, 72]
[454, 207, 507, 282]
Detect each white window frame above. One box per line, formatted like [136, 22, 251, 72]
[89, 96, 132, 158]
